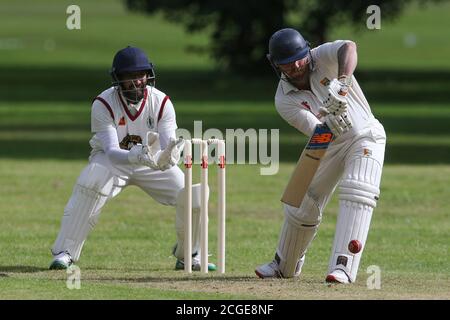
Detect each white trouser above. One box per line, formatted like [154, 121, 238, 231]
[278, 124, 386, 278]
[51, 152, 186, 261]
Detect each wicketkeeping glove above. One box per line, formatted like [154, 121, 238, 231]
[156, 137, 185, 171]
[128, 131, 160, 170]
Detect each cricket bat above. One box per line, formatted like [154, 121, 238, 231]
[281, 123, 333, 208]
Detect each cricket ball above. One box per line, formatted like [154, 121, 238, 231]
[348, 240, 362, 254]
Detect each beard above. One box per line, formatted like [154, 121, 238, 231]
[121, 86, 145, 104]
[284, 67, 310, 89]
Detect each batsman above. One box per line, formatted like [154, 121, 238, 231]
[49, 46, 215, 272]
[255, 28, 386, 283]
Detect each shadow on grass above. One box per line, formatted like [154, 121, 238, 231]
[0, 265, 49, 273]
[106, 275, 258, 282]
[2, 138, 450, 164]
[1, 66, 450, 104]
[1, 66, 450, 163]
[79, 273, 257, 283]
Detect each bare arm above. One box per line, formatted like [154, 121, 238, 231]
[337, 41, 357, 80]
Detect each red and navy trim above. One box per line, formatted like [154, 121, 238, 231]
[157, 95, 170, 123]
[93, 96, 114, 121]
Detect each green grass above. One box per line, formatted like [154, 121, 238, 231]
[330, 1, 450, 70]
[1, 0, 450, 70]
[1, 0, 449, 300]
[0, 160, 448, 299]
[0, 0, 211, 69]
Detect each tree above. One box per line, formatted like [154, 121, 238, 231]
[125, 0, 441, 74]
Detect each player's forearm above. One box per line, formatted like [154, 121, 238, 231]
[158, 127, 177, 150]
[337, 41, 357, 78]
[106, 148, 130, 164]
[96, 129, 130, 165]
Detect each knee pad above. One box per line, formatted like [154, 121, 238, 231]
[177, 183, 209, 210]
[285, 192, 322, 228]
[339, 157, 382, 208]
[76, 162, 115, 197]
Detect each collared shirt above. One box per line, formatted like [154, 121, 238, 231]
[275, 40, 377, 139]
[89, 86, 177, 155]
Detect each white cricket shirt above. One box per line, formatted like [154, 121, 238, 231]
[275, 40, 381, 141]
[89, 86, 177, 162]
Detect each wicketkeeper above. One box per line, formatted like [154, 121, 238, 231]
[49, 46, 215, 271]
[255, 28, 386, 283]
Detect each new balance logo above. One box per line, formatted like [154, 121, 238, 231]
[310, 133, 333, 144]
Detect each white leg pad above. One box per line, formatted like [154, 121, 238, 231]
[174, 183, 209, 259]
[328, 201, 373, 283]
[52, 163, 116, 261]
[277, 193, 321, 277]
[328, 156, 382, 282]
[276, 220, 317, 277]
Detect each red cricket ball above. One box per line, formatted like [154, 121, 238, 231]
[348, 240, 362, 254]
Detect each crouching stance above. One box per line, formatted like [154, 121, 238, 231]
[50, 46, 215, 271]
[255, 29, 386, 283]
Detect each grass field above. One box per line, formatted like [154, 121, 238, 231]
[0, 161, 449, 299]
[0, 0, 449, 300]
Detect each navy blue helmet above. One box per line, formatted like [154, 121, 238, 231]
[110, 46, 155, 103]
[111, 46, 155, 80]
[267, 28, 310, 65]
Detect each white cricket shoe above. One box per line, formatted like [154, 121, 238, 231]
[255, 260, 283, 278]
[255, 255, 304, 279]
[49, 251, 73, 270]
[326, 269, 350, 284]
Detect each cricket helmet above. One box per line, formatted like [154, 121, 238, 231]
[110, 46, 155, 103]
[267, 28, 310, 65]
[110, 46, 155, 86]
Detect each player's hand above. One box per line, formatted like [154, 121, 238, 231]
[157, 137, 185, 171]
[128, 132, 160, 170]
[322, 78, 350, 116]
[128, 144, 160, 169]
[324, 112, 352, 137]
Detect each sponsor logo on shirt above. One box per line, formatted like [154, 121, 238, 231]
[320, 77, 330, 86]
[119, 134, 142, 150]
[301, 101, 311, 110]
[363, 148, 373, 157]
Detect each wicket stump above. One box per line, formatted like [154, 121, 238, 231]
[183, 139, 226, 274]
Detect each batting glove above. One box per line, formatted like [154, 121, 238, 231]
[322, 77, 351, 116]
[324, 112, 352, 137]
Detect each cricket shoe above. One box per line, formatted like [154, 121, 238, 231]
[255, 254, 304, 279]
[175, 255, 217, 271]
[172, 244, 217, 271]
[49, 251, 73, 270]
[326, 269, 351, 284]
